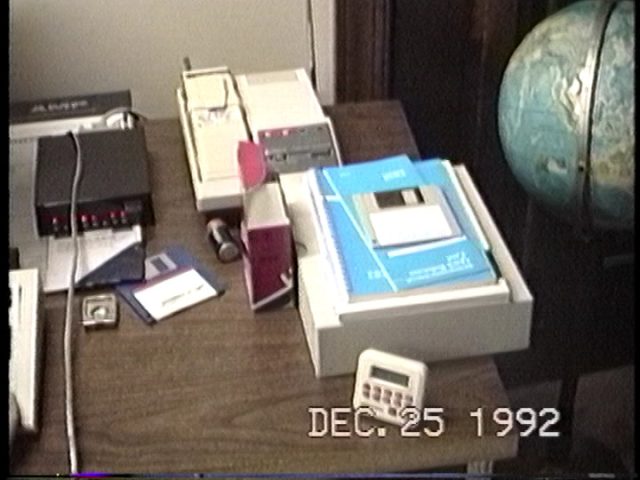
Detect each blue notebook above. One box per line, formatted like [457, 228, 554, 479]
[307, 156, 496, 303]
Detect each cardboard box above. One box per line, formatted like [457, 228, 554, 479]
[241, 182, 294, 311]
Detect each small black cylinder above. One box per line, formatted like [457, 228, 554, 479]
[207, 218, 241, 263]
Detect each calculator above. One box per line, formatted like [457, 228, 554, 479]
[352, 349, 428, 426]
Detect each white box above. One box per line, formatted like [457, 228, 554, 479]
[280, 166, 533, 378]
[9, 268, 44, 432]
[235, 68, 326, 139]
[241, 182, 294, 311]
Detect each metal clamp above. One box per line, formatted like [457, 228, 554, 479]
[573, 0, 618, 236]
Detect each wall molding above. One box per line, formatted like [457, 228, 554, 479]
[336, 0, 392, 102]
[310, 0, 337, 105]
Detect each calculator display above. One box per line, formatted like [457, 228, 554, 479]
[370, 366, 409, 387]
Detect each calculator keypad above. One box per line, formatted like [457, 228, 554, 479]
[361, 382, 416, 420]
[362, 383, 371, 399]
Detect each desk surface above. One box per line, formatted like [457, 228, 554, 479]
[11, 101, 517, 474]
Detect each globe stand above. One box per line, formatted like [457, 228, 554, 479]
[497, 0, 634, 472]
[521, 200, 634, 473]
[543, 2, 631, 467]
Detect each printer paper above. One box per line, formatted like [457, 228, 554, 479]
[44, 226, 143, 293]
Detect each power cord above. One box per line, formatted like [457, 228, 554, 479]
[225, 69, 252, 140]
[101, 107, 147, 129]
[64, 130, 83, 474]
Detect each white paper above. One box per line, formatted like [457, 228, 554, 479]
[133, 269, 217, 321]
[9, 283, 21, 330]
[370, 205, 454, 247]
[44, 226, 142, 293]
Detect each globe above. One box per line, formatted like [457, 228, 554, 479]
[498, 0, 634, 230]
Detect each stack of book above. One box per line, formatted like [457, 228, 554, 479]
[305, 155, 509, 314]
[280, 155, 533, 377]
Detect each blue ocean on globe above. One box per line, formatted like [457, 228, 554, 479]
[498, 0, 634, 230]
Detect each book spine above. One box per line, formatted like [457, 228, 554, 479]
[338, 278, 510, 323]
[305, 170, 350, 307]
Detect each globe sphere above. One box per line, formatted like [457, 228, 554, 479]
[498, 0, 634, 230]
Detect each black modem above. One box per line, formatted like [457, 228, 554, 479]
[34, 127, 155, 237]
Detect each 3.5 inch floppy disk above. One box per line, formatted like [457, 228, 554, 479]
[353, 185, 462, 248]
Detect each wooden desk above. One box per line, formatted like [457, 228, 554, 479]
[11, 101, 517, 475]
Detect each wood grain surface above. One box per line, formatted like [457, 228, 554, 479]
[10, 101, 516, 475]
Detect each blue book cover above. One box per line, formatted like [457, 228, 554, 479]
[308, 156, 496, 302]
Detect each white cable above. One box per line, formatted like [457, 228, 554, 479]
[65, 131, 83, 474]
[101, 107, 146, 130]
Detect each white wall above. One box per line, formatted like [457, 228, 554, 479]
[9, 0, 335, 118]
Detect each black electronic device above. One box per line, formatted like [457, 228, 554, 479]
[206, 218, 241, 263]
[10, 90, 132, 125]
[34, 128, 155, 237]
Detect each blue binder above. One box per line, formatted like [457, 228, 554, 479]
[308, 156, 496, 302]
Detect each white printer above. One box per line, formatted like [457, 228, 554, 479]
[177, 67, 341, 212]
